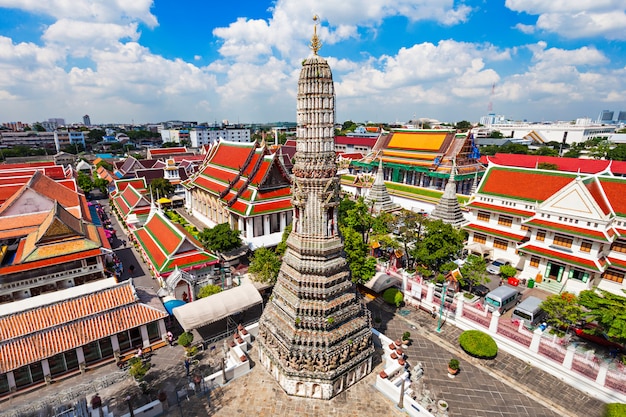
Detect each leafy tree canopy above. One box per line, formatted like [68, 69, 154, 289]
[533, 146, 559, 156]
[459, 255, 489, 292]
[77, 172, 94, 193]
[392, 209, 427, 269]
[248, 247, 282, 285]
[149, 177, 175, 198]
[197, 284, 223, 299]
[607, 144, 626, 161]
[275, 223, 292, 257]
[343, 197, 375, 244]
[454, 120, 472, 131]
[197, 223, 242, 253]
[577, 289, 626, 344]
[410, 219, 465, 272]
[540, 292, 583, 330]
[537, 162, 559, 170]
[341, 225, 376, 284]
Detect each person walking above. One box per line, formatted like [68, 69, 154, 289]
[167, 331, 174, 347]
[184, 358, 191, 377]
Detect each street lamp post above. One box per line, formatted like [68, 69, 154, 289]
[436, 281, 448, 333]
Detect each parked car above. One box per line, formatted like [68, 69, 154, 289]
[573, 323, 624, 351]
[486, 259, 511, 275]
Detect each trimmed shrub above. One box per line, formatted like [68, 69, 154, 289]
[178, 331, 194, 348]
[382, 288, 404, 307]
[605, 403, 626, 417]
[459, 330, 498, 359]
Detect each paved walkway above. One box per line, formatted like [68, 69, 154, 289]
[0, 195, 607, 416]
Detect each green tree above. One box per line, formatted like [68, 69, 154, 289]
[540, 292, 583, 331]
[197, 284, 223, 299]
[94, 177, 109, 195]
[577, 289, 626, 344]
[607, 144, 626, 161]
[563, 149, 581, 158]
[33, 124, 46, 132]
[454, 120, 472, 131]
[499, 143, 529, 154]
[499, 264, 517, 278]
[149, 178, 175, 198]
[343, 197, 375, 244]
[489, 130, 504, 138]
[537, 162, 559, 170]
[248, 247, 282, 285]
[410, 219, 465, 272]
[392, 209, 426, 269]
[534, 146, 559, 156]
[341, 225, 376, 284]
[275, 223, 292, 256]
[96, 160, 114, 171]
[338, 195, 356, 225]
[77, 172, 94, 193]
[198, 223, 242, 253]
[459, 255, 489, 293]
[88, 129, 106, 142]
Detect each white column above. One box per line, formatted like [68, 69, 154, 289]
[246, 218, 254, 239]
[41, 359, 51, 382]
[76, 347, 86, 373]
[279, 212, 286, 231]
[489, 310, 500, 333]
[7, 372, 16, 392]
[111, 334, 120, 357]
[263, 215, 270, 236]
[238, 217, 245, 233]
[563, 345, 576, 369]
[402, 273, 408, 293]
[529, 328, 542, 353]
[140, 325, 150, 348]
[455, 296, 464, 318]
[595, 362, 609, 385]
[426, 283, 435, 305]
[158, 319, 167, 340]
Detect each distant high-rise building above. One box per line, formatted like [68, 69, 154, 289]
[597, 110, 614, 124]
[83, 114, 91, 126]
[617, 111, 626, 124]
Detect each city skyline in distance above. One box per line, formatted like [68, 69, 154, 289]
[0, 0, 625, 125]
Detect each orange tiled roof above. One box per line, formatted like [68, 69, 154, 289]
[387, 131, 449, 151]
[0, 281, 168, 373]
[148, 147, 188, 155]
[479, 166, 576, 202]
[598, 177, 626, 217]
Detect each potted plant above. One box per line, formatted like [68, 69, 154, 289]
[448, 358, 460, 376]
[401, 331, 411, 348]
[128, 357, 150, 381]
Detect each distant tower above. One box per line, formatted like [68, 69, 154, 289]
[83, 114, 91, 126]
[597, 110, 614, 124]
[256, 16, 374, 400]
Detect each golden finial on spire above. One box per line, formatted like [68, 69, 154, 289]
[310, 15, 322, 55]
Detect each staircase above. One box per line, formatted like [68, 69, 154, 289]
[534, 277, 565, 294]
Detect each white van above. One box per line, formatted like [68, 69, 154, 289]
[511, 296, 547, 326]
[485, 286, 521, 314]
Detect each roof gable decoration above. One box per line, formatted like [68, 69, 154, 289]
[537, 176, 611, 222]
[255, 154, 291, 190]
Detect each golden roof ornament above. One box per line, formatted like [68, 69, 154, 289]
[310, 15, 322, 55]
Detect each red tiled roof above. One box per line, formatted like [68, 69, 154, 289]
[465, 201, 534, 218]
[479, 166, 576, 202]
[518, 244, 603, 271]
[115, 178, 147, 193]
[0, 248, 103, 275]
[334, 136, 377, 147]
[483, 154, 626, 175]
[598, 177, 626, 217]
[210, 142, 255, 170]
[250, 160, 270, 185]
[149, 147, 187, 155]
[242, 152, 263, 177]
[190, 175, 227, 194]
[584, 178, 612, 216]
[198, 165, 237, 184]
[0, 284, 168, 372]
[250, 199, 292, 215]
[524, 218, 613, 242]
[134, 228, 167, 268]
[607, 256, 626, 270]
[256, 188, 292, 200]
[465, 223, 526, 242]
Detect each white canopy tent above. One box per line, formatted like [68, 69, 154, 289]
[365, 272, 402, 294]
[464, 242, 493, 258]
[173, 284, 263, 332]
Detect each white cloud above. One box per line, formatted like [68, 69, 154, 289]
[514, 23, 535, 34]
[43, 20, 140, 56]
[505, 0, 626, 39]
[0, 0, 157, 26]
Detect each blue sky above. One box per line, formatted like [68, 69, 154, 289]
[0, 0, 625, 126]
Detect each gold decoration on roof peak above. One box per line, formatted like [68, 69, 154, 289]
[310, 15, 322, 55]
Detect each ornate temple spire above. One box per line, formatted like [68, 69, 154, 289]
[365, 158, 399, 214]
[257, 26, 373, 400]
[429, 158, 468, 227]
[310, 15, 322, 55]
